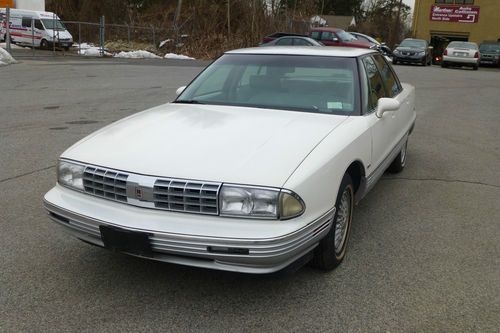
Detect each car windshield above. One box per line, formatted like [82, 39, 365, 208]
[479, 44, 500, 53]
[176, 54, 359, 115]
[337, 30, 356, 42]
[448, 42, 477, 49]
[41, 19, 66, 30]
[399, 40, 426, 48]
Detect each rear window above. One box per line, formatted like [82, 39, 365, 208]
[448, 42, 477, 49]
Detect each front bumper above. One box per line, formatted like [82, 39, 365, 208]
[44, 185, 334, 274]
[393, 54, 426, 63]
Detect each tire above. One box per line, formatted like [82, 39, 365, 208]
[441, 61, 448, 68]
[40, 39, 49, 50]
[473, 65, 478, 71]
[393, 59, 398, 65]
[427, 58, 432, 66]
[421, 58, 427, 66]
[311, 173, 354, 271]
[388, 137, 408, 173]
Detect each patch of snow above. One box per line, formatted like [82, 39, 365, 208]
[114, 50, 160, 59]
[78, 46, 111, 57]
[164, 53, 194, 60]
[0, 42, 28, 49]
[385, 55, 393, 62]
[73, 42, 95, 50]
[159, 39, 172, 48]
[0, 47, 16, 66]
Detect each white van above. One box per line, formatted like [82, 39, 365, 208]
[0, 9, 73, 49]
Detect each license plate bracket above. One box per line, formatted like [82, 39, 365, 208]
[100, 225, 152, 255]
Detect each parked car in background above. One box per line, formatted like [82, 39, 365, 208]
[392, 38, 432, 66]
[349, 32, 392, 57]
[309, 27, 371, 49]
[441, 41, 479, 70]
[478, 42, 500, 67]
[260, 32, 306, 45]
[260, 36, 323, 47]
[44, 47, 416, 274]
[0, 8, 73, 49]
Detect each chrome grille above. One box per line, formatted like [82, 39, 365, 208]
[83, 167, 128, 202]
[153, 179, 220, 215]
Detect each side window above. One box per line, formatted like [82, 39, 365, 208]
[310, 31, 320, 40]
[321, 31, 333, 41]
[362, 56, 387, 111]
[293, 38, 310, 46]
[275, 38, 293, 46]
[22, 17, 32, 27]
[34, 19, 44, 30]
[372, 54, 402, 97]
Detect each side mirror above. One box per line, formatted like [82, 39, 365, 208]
[376, 98, 400, 118]
[176, 86, 186, 96]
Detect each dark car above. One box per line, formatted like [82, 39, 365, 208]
[349, 32, 392, 57]
[259, 36, 323, 47]
[309, 27, 371, 48]
[479, 42, 500, 67]
[392, 38, 432, 66]
[260, 32, 306, 45]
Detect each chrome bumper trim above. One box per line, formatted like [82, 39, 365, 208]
[44, 200, 334, 274]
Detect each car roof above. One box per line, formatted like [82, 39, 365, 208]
[227, 46, 375, 57]
[310, 27, 342, 32]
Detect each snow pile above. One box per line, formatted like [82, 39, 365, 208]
[0, 47, 16, 66]
[114, 50, 161, 59]
[0, 42, 28, 49]
[77, 44, 112, 57]
[311, 15, 327, 26]
[164, 53, 194, 60]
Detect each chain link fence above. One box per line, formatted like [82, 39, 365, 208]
[1, 8, 175, 58]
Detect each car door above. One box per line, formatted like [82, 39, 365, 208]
[275, 37, 293, 46]
[361, 54, 411, 187]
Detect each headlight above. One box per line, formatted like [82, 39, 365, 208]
[418, 51, 425, 56]
[393, 50, 400, 54]
[220, 185, 305, 220]
[57, 160, 85, 190]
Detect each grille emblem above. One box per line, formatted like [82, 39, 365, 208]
[135, 187, 143, 199]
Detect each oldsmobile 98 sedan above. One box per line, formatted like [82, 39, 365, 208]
[44, 47, 416, 274]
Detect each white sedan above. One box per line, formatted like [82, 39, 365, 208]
[44, 47, 416, 274]
[442, 41, 480, 70]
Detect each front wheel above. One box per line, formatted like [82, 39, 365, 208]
[388, 137, 408, 173]
[40, 39, 49, 49]
[473, 65, 478, 71]
[311, 173, 354, 271]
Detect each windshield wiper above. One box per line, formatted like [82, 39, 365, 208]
[174, 100, 205, 104]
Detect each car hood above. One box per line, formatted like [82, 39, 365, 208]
[62, 104, 348, 187]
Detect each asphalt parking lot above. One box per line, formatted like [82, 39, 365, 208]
[1, 56, 499, 332]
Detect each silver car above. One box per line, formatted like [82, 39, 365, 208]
[442, 41, 479, 70]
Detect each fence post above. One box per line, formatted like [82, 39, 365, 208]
[52, 13, 56, 55]
[127, 24, 130, 45]
[99, 16, 105, 56]
[152, 25, 156, 49]
[5, 7, 11, 54]
[31, 17, 35, 56]
[78, 22, 81, 55]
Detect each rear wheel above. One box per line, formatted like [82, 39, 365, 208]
[311, 173, 354, 271]
[441, 61, 448, 68]
[473, 65, 478, 70]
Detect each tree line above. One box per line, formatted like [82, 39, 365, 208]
[46, 0, 410, 58]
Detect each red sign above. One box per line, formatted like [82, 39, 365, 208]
[430, 5, 480, 23]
